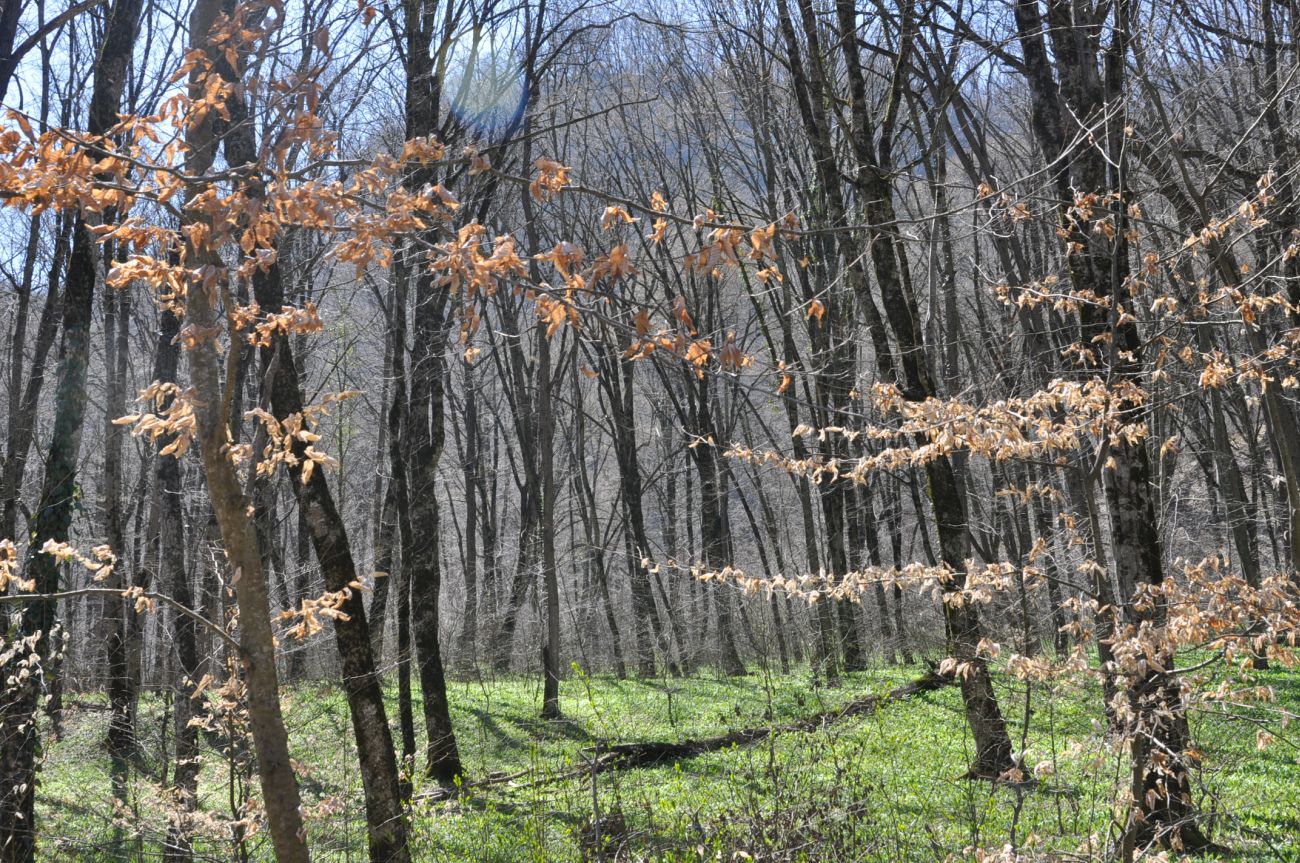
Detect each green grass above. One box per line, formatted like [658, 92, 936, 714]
[32, 657, 1300, 862]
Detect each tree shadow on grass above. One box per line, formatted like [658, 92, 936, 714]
[467, 707, 531, 752]
[509, 712, 594, 743]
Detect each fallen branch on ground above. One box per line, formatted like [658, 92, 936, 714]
[419, 667, 954, 802]
[581, 667, 954, 773]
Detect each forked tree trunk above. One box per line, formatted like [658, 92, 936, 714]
[797, 0, 1015, 777]
[386, 249, 418, 782]
[399, 0, 463, 784]
[257, 324, 413, 863]
[178, 1, 308, 859]
[217, 54, 411, 856]
[1013, 0, 1211, 847]
[516, 129, 564, 717]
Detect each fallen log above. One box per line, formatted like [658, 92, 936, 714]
[418, 668, 954, 802]
[582, 667, 954, 774]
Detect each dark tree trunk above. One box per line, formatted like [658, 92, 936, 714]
[152, 302, 205, 863]
[597, 337, 671, 677]
[102, 273, 137, 825]
[1013, 0, 1211, 847]
[454, 356, 480, 668]
[691, 432, 746, 677]
[1, 1, 143, 856]
[389, 0, 465, 787]
[386, 259, 418, 781]
[537, 328, 562, 719]
[405, 296, 463, 781]
[242, 234, 412, 861]
[793, 0, 1016, 777]
[214, 33, 412, 846]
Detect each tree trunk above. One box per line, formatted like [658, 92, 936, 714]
[597, 338, 670, 677]
[537, 330, 562, 718]
[150, 301, 206, 863]
[401, 260, 464, 783]
[691, 435, 746, 677]
[397, 0, 464, 786]
[368, 317, 395, 665]
[177, 1, 309, 858]
[455, 355, 480, 668]
[2, 211, 69, 548]
[1013, 0, 1211, 845]
[102, 273, 137, 827]
[215, 58, 412, 855]
[572, 369, 627, 677]
[1, 0, 143, 856]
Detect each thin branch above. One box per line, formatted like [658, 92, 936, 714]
[0, 586, 243, 653]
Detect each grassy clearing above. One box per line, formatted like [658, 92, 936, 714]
[33, 659, 1300, 862]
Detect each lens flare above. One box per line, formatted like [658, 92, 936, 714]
[446, 29, 528, 142]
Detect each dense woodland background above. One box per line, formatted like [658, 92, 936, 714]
[1, 0, 1300, 859]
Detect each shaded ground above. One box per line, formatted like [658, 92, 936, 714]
[33, 658, 1300, 861]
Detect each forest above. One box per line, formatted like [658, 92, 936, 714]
[1, 0, 1299, 859]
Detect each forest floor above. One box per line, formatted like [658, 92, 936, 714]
[33, 657, 1300, 862]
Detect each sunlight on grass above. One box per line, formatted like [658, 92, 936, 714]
[34, 661, 1300, 862]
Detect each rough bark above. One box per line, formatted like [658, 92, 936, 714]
[1013, 0, 1211, 848]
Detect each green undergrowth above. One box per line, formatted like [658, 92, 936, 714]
[32, 657, 1300, 862]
